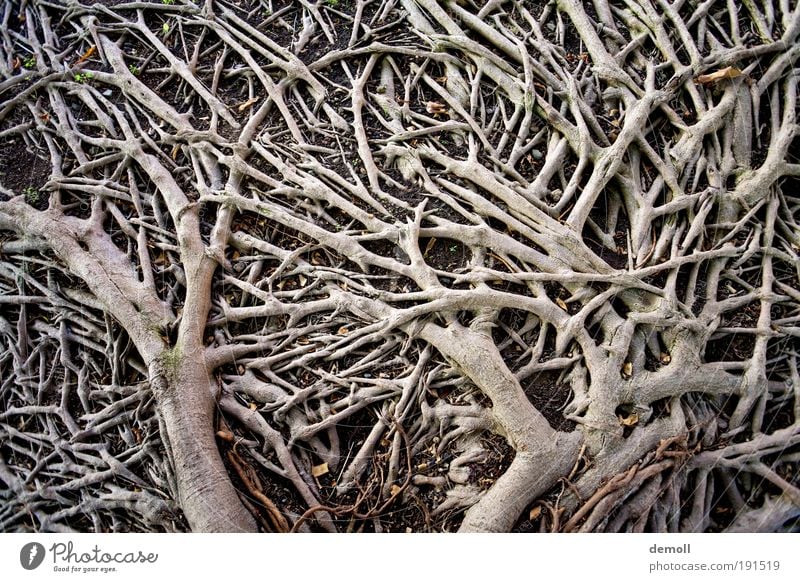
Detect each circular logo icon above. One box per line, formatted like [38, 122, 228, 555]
[20, 542, 46, 570]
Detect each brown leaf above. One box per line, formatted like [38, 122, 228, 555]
[556, 297, 568, 310]
[249, 402, 258, 411]
[619, 412, 639, 427]
[696, 66, 742, 85]
[311, 463, 329, 477]
[424, 237, 436, 257]
[337, 326, 349, 335]
[529, 506, 542, 521]
[621, 361, 633, 379]
[237, 96, 259, 112]
[660, 352, 671, 364]
[425, 101, 447, 115]
[75, 46, 96, 65]
[390, 484, 402, 496]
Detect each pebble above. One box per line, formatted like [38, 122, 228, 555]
[530, 149, 543, 160]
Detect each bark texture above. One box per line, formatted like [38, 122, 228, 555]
[0, 0, 798, 533]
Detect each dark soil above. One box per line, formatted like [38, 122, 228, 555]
[520, 370, 576, 432]
[0, 137, 50, 209]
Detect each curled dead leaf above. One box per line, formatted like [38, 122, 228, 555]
[696, 66, 742, 85]
[237, 96, 259, 111]
[424, 237, 436, 257]
[390, 484, 402, 496]
[529, 506, 543, 521]
[425, 101, 447, 115]
[556, 297, 568, 310]
[75, 46, 96, 65]
[660, 352, 671, 364]
[619, 412, 639, 427]
[621, 361, 633, 379]
[311, 463, 329, 477]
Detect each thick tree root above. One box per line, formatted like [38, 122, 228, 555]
[0, 0, 798, 533]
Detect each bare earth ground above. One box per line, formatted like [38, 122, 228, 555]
[0, 0, 799, 533]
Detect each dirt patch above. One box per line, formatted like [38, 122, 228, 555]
[0, 138, 50, 208]
[520, 370, 576, 432]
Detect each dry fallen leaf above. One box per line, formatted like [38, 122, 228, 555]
[75, 46, 96, 65]
[311, 463, 329, 477]
[621, 361, 633, 379]
[620, 412, 639, 427]
[249, 402, 258, 411]
[425, 101, 447, 115]
[337, 326, 349, 335]
[390, 484, 402, 496]
[556, 297, 568, 310]
[529, 506, 543, 521]
[237, 96, 259, 111]
[424, 237, 437, 257]
[660, 352, 671, 364]
[696, 66, 742, 85]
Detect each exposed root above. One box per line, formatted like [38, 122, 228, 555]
[0, 0, 798, 532]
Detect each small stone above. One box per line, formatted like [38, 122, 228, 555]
[530, 149, 543, 160]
